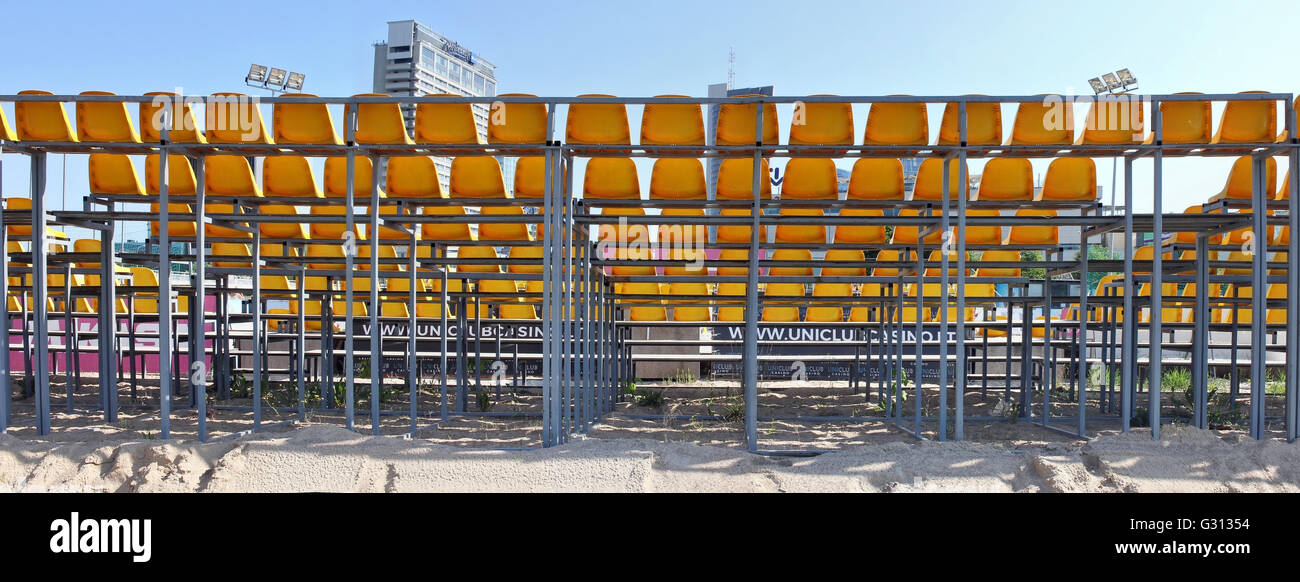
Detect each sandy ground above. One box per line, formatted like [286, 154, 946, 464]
[2, 375, 1298, 492]
[3, 422, 1299, 492]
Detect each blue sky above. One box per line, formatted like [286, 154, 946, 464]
[2, 0, 1297, 241]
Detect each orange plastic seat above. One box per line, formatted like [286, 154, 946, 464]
[911, 158, 969, 201]
[974, 249, 1022, 278]
[206, 92, 273, 144]
[775, 158, 836, 244]
[836, 159, 900, 242]
[15, 90, 77, 142]
[263, 156, 323, 198]
[1212, 91, 1276, 144]
[962, 209, 1003, 245]
[1077, 96, 1145, 145]
[1147, 92, 1211, 144]
[762, 283, 804, 322]
[789, 96, 853, 148]
[890, 209, 941, 245]
[1003, 209, 1055, 245]
[272, 93, 341, 145]
[308, 206, 359, 240]
[76, 91, 140, 143]
[451, 157, 529, 241]
[976, 158, 1033, 201]
[415, 94, 484, 145]
[566, 94, 630, 146]
[349, 92, 412, 145]
[863, 98, 927, 146]
[715, 95, 779, 145]
[668, 281, 711, 322]
[212, 243, 252, 268]
[715, 158, 771, 243]
[206, 155, 262, 197]
[1007, 97, 1074, 146]
[140, 92, 206, 143]
[324, 156, 382, 198]
[487, 93, 548, 145]
[386, 156, 443, 198]
[936, 98, 1002, 146]
[258, 205, 309, 240]
[619, 282, 667, 322]
[1214, 155, 1277, 200]
[1040, 158, 1097, 201]
[640, 95, 705, 146]
[806, 283, 850, 322]
[88, 154, 144, 195]
[146, 155, 198, 237]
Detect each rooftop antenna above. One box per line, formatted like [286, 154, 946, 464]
[727, 46, 735, 89]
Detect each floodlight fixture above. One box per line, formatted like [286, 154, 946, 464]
[1088, 77, 1107, 95]
[1116, 68, 1138, 90]
[267, 68, 288, 89]
[246, 64, 267, 84]
[1102, 73, 1122, 92]
[286, 72, 306, 92]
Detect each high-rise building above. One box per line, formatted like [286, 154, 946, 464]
[372, 20, 507, 193]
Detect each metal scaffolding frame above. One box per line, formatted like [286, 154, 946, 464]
[0, 92, 1296, 451]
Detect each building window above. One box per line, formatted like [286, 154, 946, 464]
[485, 80, 496, 97]
[436, 54, 449, 76]
[390, 45, 410, 53]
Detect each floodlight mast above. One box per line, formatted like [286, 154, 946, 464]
[1086, 68, 1139, 230]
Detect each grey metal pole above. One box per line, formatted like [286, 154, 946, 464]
[1078, 226, 1089, 438]
[194, 157, 208, 440]
[296, 264, 306, 421]
[408, 231, 418, 435]
[955, 101, 968, 441]
[939, 155, 951, 442]
[1249, 154, 1267, 440]
[1287, 97, 1299, 443]
[102, 215, 118, 423]
[439, 261, 448, 422]
[1121, 156, 1135, 432]
[31, 153, 50, 435]
[1150, 100, 1164, 440]
[251, 229, 262, 432]
[0, 141, 8, 432]
[743, 100, 762, 452]
[368, 154, 382, 435]
[915, 247, 924, 436]
[343, 110, 357, 432]
[157, 128, 173, 439]
[1194, 233, 1209, 429]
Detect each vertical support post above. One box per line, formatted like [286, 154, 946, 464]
[1194, 233, 1209, 429]
[1078, 220, 1089, 438]
[1121, 156, 1135, 432]
[938, 154, 951, 442]
[369, 154, 382, 435]
[296, 265, 306, 421]
[31, 153, 51, 435]
[743, 97, 763, 452]
[955, 101, 968, 441]
[439, 260, 448, 422]
[1286, 97, 1299, 443]
[250, 229, 262, 433]
[408, 231, 418, 435]
[193, 157, 208, 440]
[343, 108, 357, 432]
[0, 140, 8, 432]
[102, 214, 118, 423]
[1150, 101, 1164, 439]
[1249, 154, 1267, 439]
